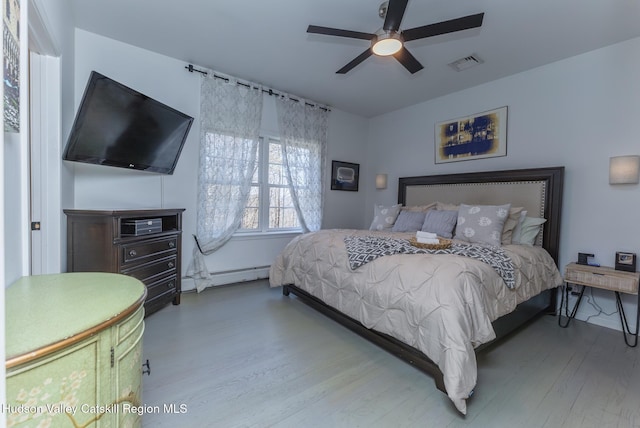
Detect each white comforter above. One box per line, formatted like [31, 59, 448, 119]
[269, 229, 563, 414]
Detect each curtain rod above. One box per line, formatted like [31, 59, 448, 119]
[185, 64, 330, 112]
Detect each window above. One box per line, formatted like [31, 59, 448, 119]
[240, 137, 301, 232]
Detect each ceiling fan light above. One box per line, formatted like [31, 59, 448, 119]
[372, 33, 403, 56]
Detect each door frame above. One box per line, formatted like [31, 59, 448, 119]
[29, 0, 62, 274]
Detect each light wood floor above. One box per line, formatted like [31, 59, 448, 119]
[141, 280, 640, 427]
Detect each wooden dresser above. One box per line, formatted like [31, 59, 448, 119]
[65, 208, 185, 316]
[6, 273, 146, 427]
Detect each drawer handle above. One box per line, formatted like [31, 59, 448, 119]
[129, 249, 137, 257]
[168, 261, 175, 268]
[168, 241, 175, 248]
[167, 282, 174, 289]
[142, 359, 151, 376]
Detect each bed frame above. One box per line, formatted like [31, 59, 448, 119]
[283, 166, 564, 394]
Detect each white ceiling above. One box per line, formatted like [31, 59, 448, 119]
[69, 0, 640, 118]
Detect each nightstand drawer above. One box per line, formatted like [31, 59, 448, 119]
[565, 264, 639, 294]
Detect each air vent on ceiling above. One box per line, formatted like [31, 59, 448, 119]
[448, 54, 484, 72]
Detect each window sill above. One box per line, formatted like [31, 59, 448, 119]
[231, 230, 303, 241]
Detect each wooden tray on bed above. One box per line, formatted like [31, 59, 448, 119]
[409, 237, 451, 250]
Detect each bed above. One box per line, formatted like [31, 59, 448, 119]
[269, 167, 564, 414]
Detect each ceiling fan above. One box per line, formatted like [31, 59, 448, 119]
[307, 0, 484, 74]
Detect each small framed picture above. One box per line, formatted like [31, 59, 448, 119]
[615, 251, 637, 272]
[330, 160, 359, 191]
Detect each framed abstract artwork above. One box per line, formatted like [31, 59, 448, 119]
[435, 106, 507, 164]
[330, 160, 359, 191]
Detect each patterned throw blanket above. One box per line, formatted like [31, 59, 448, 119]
[344, 235, 515, 289]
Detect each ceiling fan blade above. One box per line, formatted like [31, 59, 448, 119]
[402, 13, 484, 42]
[394, 47, 424, 74]
[383, 0, 409, 32]
[337, 49, 373, 74]
[307, 25, 375, 41]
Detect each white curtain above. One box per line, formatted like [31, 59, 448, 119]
[187, 72, 263, 292]
[275, 96, 328, 232]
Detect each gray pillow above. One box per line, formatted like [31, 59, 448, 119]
[421, 209, 458, 238]
[369, 204, 402, 231]
[391, 210, 426, 233]
[513, 216, 546, 245]
[455, 203, 511, 246]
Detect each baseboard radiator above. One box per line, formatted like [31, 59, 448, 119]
[207, 265, 271, 286]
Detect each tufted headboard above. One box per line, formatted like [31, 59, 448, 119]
[398, 167, 564, 264]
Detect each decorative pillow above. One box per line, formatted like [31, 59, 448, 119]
[510, 210, 528, 243]
[501, 207, 525, 245]
[421, 210, 458, 238]
[391, 210, 427, 233]
[513, 216, 547, 245]
[455, 203, 511, 246]
[401, 202, 437, 212]
[369, 204, 402, 231]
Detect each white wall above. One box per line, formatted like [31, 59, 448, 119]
[4, 131, 26, 284]
[73, 30, 369, 291]
[324, 109, 369, 229]
[4, 0, 30, 286]
[366, 36, 640, 331]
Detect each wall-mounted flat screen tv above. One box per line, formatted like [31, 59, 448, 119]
[63, 71, 193, 175]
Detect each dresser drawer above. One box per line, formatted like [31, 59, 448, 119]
[122, 255, 177, 284]
[145, 289, 176, 314]
[121, 236, 178, 265]
[146, 275, 177, 301]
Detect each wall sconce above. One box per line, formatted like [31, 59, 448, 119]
[609, 155, 640, 184]
[375, 174, 388, 189]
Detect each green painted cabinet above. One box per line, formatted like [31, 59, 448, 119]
[5, 273, 146, 427]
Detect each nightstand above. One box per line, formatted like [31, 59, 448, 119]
[559, 262, 640, 347]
